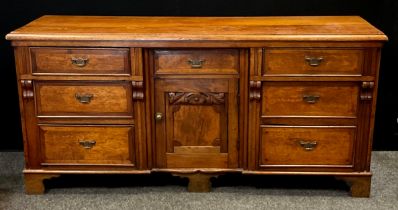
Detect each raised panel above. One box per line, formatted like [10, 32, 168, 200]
[260, 126, 355, 167]
[39, 125, 135, 166]
[264, 49, 364, 75]
[154, 49, 239, 75]
[31, 48, 131, 75]
[36, 81, 133, 117]
[154, 78, 238, 168]
[262, 82, 359, 117]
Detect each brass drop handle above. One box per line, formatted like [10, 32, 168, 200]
[187, 59, 205, 68]
[155, 112, 163, 121]
[305, 56, 324, 67]
[75, 93, 94, 104]
[303, 94, 320, 104]
[79, 140, 96, 149]
[298, 140, 318, 151]
[71, 57, 89, 67]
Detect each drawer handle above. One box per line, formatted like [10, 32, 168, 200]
[298, 141, 318, 151]
[75, 93, 94, 104]
[71, 57, 89, 67]
[305, 56, 324, 67]
[79, 140, 96, 149]
[303, 94, 320, 104]
[187, 59, 205, 68]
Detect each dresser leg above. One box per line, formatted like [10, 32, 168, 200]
[336, 176, 371, 197]
[24, 173, 60, 194]
[176, 173, 216, 192]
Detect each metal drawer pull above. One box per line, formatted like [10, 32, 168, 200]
[187, 59, 205, 68]
[303, 94, 320, 104]
[79, 140, 96, 149]
[305, 56, 324, 66]
[71, 57, 89, 67]
[298, 141, 318, 151]
[75, 93, 94, 104]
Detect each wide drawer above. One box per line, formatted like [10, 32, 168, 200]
[262, 82, 359, 117]
[260, 126, 355, 166]
[30, 48, 130, 75]
[154, 49, 239, 74]
[263, 49, 364, 75]
[39, 125, 135, 165]
[36, 81, 132, 117]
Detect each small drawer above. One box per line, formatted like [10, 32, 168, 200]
[154, 49, 239, 75]
[39, 125, 134, 165]
[260, 126, 355, 166]
[30, 48, 130, 75]
[36, 82, 132, 117]
[263, 49, 364, 75]
[262, 82, 359, 117]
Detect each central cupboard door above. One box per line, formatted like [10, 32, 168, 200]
[154, 79, 239, 168]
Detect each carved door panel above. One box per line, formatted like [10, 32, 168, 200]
[154, 79, 238, 168]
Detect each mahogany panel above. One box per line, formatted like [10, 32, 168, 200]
[35, 81, 132, 117]
[154, 49, 239, 75]
[262, 82, 359, 117]
[260, 126, 355, 166]
[30, 48, 130, 75]
[166, 153, 228, 168]
[6, 16, 387, 41]
[39, 125, 135, 165]
[264, 49, 364, 75]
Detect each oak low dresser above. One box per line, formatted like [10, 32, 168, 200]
[6, 16, 387, 197]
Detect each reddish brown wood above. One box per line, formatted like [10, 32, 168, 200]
[7, 16, 387, 196]
[259, 126, 355, 166]
[24, 173, 60, 194]
[263, 48, 364, 75]
[154, 77, 238, 168]
[30, 47, 130, 75]
[336, 176, 372, 197]
[35, 81, 133, 117]
[39, 125, 135, 165]
[177, 173, 216, 192]
[154, 49, 239, 75]
[6, 16, 387, 41]
[262, 82, 359, 117]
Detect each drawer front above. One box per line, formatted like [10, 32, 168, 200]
[264, 49, 364, 75]
[36, 82, 132, 117]
[31, 48, 130, 75]
[260, 126, 355, 166]
[40, 125, 134, 165]
[154, 49, 239, 74]
[262, 82, 359, 117]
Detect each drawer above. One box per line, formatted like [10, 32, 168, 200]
[263, 49, 364, 75]
[36, 82, 132, 117]
[39, 125, 134, 165]
[30, 48, 130, 75]
[262, 82, 359, 117]
[154, 49, 239, 74]
[260, 126, 355, 166]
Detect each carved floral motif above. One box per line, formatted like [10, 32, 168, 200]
[168, 92, 225, 105]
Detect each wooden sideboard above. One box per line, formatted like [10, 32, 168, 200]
[6, 16, 387, 197]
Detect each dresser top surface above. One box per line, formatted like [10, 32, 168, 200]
[6, 15, 387, 41]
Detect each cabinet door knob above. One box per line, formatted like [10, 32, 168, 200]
[305, 56, 323, 66]
[155, 112, 163, 121]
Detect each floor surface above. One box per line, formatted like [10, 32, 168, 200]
[0, 152, 397, 210]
